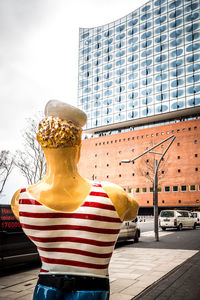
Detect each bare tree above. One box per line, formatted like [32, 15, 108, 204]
[135, 143, 168, 186]
[0, 150, 14, 194]
[15, 116, 46, 185]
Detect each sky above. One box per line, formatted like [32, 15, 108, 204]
[0, 0, 148, 203]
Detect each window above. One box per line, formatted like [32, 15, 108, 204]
[132, 173, 135, 176]
[128, 188, 132, 193]
[182, 128, 185, 132]
[107, 141, 109, 144]
[162, 200, 165, 203]
[103, 142, 105, 145]
[119, 162, 121, 166]
[188, 128, 191, 131]
[111, 141, 113, 144]
[178, 200, 181, 203]
[147, 201, 149, 204]
[178, 169, 181, 173]
[107, 164, 109, 167]
[173, 186, 178, 192]
[142, 187, 147, 193]
[177, 142, 180, 146]
[107, 152, 109, 155]
[119, 139, 121, 142]
[195, 154, 198, 157]
[146, 134, 149, 138]
[158, 187, 162, 192]
[181, 185, 187, 191]
[135, 188, 140, 193]
[195, 168, 198, 171]
[177, 129, 180, 133]
[165, 186, 170, 192]
[119, 151, 122, 154]
[128, 138, 130, 141]
[115, 140, 117, 143]
[95, 143, 97, 146]
[199, 185, 200, 191]
[132, 137, 134, 140]
[99, 143, 101, 145]
[132, 149, 134, 152]
[194, 126, 197, 130]
[161, 170, 164, 174]
[156, 133, 159, 136]
[95, 154, 97, 157]
[123, 138, 126, 141]
[190, 185, 196, 191]
[119, 174, 121, 177]
[177, 156, 180, 159]
[146, 172, 149, 175]
[194, 140, 197, 144]
[161, 132, 164, 135]
[149, 187, 153, 193]
[95, 165, 97, 168]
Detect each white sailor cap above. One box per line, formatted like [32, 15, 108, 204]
[44, 100, 87, 128]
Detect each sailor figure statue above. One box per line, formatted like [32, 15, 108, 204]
[11, 100, 139, 300]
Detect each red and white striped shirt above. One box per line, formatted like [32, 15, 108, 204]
[19, 183, 122, 278]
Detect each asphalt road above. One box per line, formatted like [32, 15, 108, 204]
[133, 224, 200, 251]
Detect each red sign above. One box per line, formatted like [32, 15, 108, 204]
[0, 205, 22, 232]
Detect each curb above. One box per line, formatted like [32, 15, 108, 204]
[131, 251, 200, 300]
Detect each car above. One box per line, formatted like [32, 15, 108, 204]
[117, 218, 140, 243]
[0, 204, 39, 273]
[191, 211, 200, 226]
[159, 210, 197, 231]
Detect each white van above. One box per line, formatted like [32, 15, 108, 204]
[191, 211, 200, 226]
[159, 210, 197, 231]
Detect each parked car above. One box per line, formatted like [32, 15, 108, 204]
[0, 204, 39, 273]
[117, 218, 140, 243]
[191, 211, 200, 226]
[159, 210, 197, 231]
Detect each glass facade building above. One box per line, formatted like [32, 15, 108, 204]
[78, 0, 200, 132]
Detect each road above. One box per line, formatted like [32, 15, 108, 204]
[134, 220, 200, 251]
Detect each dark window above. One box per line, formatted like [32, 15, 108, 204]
[106, 175, 109, 178]
[147, 200, 149, 204]
[132, 173, 135, 176]
[181, 185, 187, 191]
[178, 169, 181, 173]
[173, 186, 178, 192]
[119, 162, 121, 166]
[128, 138, 130, 141]
[132, 137, 134, 140]
[146, 172, 149, 175]
[195, 154, 198, 157]
[119, 174, 121, 177]
[195, 168, 198, 171]
[107, 164, 109, 167]
[177, 142, 180, 146]
[135, 188, 139, 193]
[95, 154, 97, 157]
[194, 126, 197, 130]
[119, 139, 121, 142]
[178, 200, 181, 203]
[165, 186, 170, 192]
[194, 140, 197, 144]
[190, 185, 196, 191]
[95, 143, 97, 146]
[188, 128, 191, 131]
[162, 200, 165, 203]
[161, 170, 164, 174]
[107, 152, 109, 155]
[177, 156, 180, 159]
[107, 141, 109, 144]
[95, 165, 97, 168]
[115, 140, 117, 143]
[103, 142, 105, 145]
[132, 149, 134, 152]
[149, 187, 153, 192]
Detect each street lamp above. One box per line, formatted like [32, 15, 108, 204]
[121, 135, 176, 241]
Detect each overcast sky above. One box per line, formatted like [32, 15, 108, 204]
[0, 0, 148, 203]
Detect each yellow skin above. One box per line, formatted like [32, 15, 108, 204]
[11, 145, 139, 222]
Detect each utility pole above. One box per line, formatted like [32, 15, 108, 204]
[153, 159, 159, 241]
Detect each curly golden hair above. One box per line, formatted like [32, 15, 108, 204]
[37, 116, 82, 148]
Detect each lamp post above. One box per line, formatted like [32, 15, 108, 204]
[121, 135, 176, 242]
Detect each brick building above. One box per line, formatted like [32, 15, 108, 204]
[79, 118, 200, 214]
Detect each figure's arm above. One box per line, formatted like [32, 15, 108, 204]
[11, 189, 21, 221]
[102, 184, 139, 221]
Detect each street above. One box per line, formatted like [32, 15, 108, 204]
[134, 219, 200, 251]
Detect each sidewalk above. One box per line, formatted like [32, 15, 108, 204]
[0, 232, 198, 300]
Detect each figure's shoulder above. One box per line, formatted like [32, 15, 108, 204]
[11, 188, 24, 220]
[100, 181, 126, 197]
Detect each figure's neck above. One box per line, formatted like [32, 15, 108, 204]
[43, 147, 80, 182]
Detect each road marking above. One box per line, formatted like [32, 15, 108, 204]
[141, 230, 174, 237]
